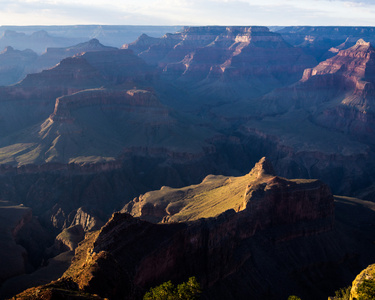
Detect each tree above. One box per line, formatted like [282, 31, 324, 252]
[143, 277, 201, 300]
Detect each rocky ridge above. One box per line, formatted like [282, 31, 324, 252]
[254, 38, 375, 147]
[124, 26, 317, 100]
[123, 157, 333, 228]
[276, 26, 375, 61]
[39, 157, 340, 300]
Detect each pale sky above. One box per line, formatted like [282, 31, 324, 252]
[1, 0, 375, 26]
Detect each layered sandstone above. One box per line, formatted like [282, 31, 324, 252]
[55, 158, 337, 299]
[123, 26, 316, 98]
[123, 157, 333, 228]
[259, 39, 375, 143]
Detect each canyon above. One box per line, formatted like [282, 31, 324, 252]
[0, 25, 374, 299]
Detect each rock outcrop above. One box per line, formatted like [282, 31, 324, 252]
[124, 26, 316, 99]
[70, 207, 104, 232]
[124, 157, 333, 228]
[53, 225, 85, 253]
[276, 26, 375, 61]
[0, 46, 38, 85]
[258, 38, 375, 143]
[350, 263, 375, 300]
[0, 201, 51, 284]
[0, 87, 216, 165]
[48, 158, 339, 300]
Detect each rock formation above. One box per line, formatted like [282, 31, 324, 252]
[124, 26, 317, 100]
[0, 87, 216, 165]
[276, 26, 375, 61]
[123, 157, 332, 227]
[261, 39, 375, 141]
[0, 201, 51, 284]
[0, 46, 38, 86]
[350, 263, 375, 300]
[23, 158, 344, 300]
[24, 38, 117, 77]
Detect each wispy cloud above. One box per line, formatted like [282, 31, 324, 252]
[0, 0, 374, 25]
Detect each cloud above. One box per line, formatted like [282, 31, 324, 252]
[0, 0, 374, 26]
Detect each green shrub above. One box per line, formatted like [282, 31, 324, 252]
[334, 286, 351, 300]
[144, 277, 201, 300]
[357, 279, 375, 300]
[287, 296, 302, 300]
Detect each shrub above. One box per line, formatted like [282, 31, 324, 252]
[334, 286, 351, 300]
[144, 277, 201, 300]
[357, 279, 375, 300]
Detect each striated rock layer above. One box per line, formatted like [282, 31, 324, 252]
[10, 158, 375, 300]
[259, 38, 375, 143]
[124, 26, 316, 99]
[44, 158, 342, 300]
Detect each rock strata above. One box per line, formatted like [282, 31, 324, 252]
[59, 158, 336, 299]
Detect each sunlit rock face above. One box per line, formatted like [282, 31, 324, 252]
[50, 158, 341, 300]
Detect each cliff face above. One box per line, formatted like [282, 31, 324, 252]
[259, 39, 375, 142]
[0, 87, 216, 165]
[54, 158, 340, 300]
[276, 26, 375, 61]
[124, 157, 333, 229]
[124, 26, 316, 99]
[0, 202, 51, 284]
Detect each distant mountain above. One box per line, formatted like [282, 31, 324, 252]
[124, 26, 317, 103]
[0, 88, 216, 165]
[0, 46, 38, 86]
[0, 48, 157, 140]
[24, 38, 117, 76]
[0, 30, 82, 54]
[0, 26, 183, 51]
[0, 39, 119, 86]
[277, 26, 375, 61]
[262, 39, 375, 140]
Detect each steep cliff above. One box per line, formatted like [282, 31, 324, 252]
[0, 87, 217, 165]
[276, 26, 375, 61]
[0, 201, 51, 284]
[263, 39, 375, 141]
[124, 26, 316, 100]
[47, 158, 339, 300]
[123, 157, 332, 227]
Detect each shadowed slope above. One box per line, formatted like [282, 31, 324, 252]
[0, 88, 216, 165]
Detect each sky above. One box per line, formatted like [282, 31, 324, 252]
[1, 0, 375, 26]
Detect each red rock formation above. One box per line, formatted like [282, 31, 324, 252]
[260, 39, 375, 142]
[56, 158, 337, 300]
[124, 26, 317, 98]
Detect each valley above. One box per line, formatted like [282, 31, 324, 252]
[0, 25, 374, 299]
